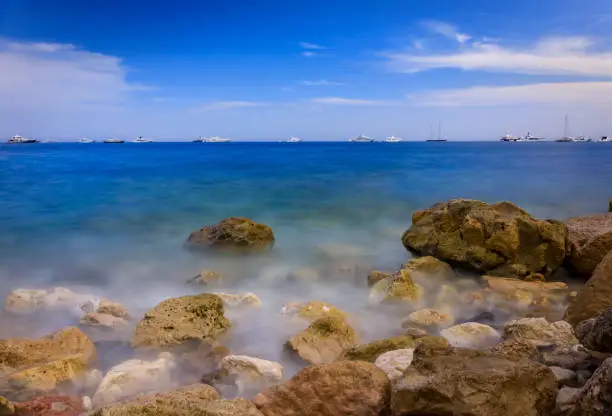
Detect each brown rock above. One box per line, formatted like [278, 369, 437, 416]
[280, 301, 348, 323]
[185, 217, 275, 254]
[253, 361, 390, 416]
[96, 300, 129, 319]
[286, 316, 357, 365]
[490, 338, 542, 361]
[187, 270, 224, 286]
[565, 250, 612, 326]
[13, 396, 83, 416]
[571, 357, 612, 416]
[575, 307, 612, 353]
[131, 293, 230, 351]
[483, 276, 569, 300]
[402, 199, 568, 278]
[369, 268, 423, 304]
[391, 344, 558, 416]
[366, 271, 393, 287]
[401, 255, 454, 278]
[565, 213, 612, 276]
[340, 336, 414, 362]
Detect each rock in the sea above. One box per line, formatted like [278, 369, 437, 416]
[13, 395, 85, 416]
[564, 250, 612, 326]
[79, 313, 128, 330]
[96, 299, 129, 319]
[565, 212, 612, 276]
[503, 318, 579, 347]
[187, 269, 224, 285]
[366, 271, 393, 287]
[280, 301, 348, 323]
[575, 307, 612, 353]
[571, 357, 612, 416]
[215, 355, 283, 395]
[4, 288, 100, 317]
[402, 308, 454, 330]
[368, 268, 423, 304]
[91, 352, 176, 408]
[340, 335, 414, 362]
[483, 276, 569, 302]
[391, 344, 557, 416]
[0, 327, 97, 401]
[253, 361, 390, 416]
[401, 255, 454, 279]
[131, 293, 230, 351]
[212, 292, 262, 309]
[286, 316, 357, 365]
[401, 199, 567, 278]
[185, 217, 275, 254]
[440, 322, 502, 349]
[374, 348, 414, 382]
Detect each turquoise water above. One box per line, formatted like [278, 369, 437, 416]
[1, 142, 611, 376]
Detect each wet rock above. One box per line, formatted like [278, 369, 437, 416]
[79, 313, 128, 330]
[565, 212, 612, 276]
[253, 361, 390, 416]
[187, 269, 224, 285]
[401, 255, 454, 279]
[0, 327, 96, 401]
[13, 395, 84, 416]
[391, 345, 557, 416]
[402, 308, 454, 330]
[288, 268, 319, 283]
[95, 300, 129, 320]
[440, 322, 502, 349]
[4, 288, 99, 317]
[571, 357, 612, 416]
[503, 318, 579, 347]
[212, 292, 262, 309]
[538, 344, 597, 371]
[550, 366, 577, 387]
[564, 250, 612, 326]
[402, 326, 429, 337]
[402, 199, 567, 278]
[215, 355, 283, 396]
[131, 293, 230, 351]
[366, 271, 392, 287]
[609, 200, 612, 212]
[483, 276, 569, 303]
[280, 301, 348, 323]
[340, 335, 414, 362]
[490, 338, 541, 361]
[575, 307, 612, 353]
[555, 387, 580, 416]
[368, 268, 423, 304]
[185, 217, 275, 254]
[458, 310, 496, 326]
[374, 349, 414, 382]
[91, 352, 176, 408]
[286, 316, 357, 365]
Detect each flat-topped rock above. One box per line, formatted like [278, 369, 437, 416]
[565, 212, 612, 276]
[340, 335, 414, 362]
[185, 217, 275, 254]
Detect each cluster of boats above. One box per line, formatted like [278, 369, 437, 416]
[500, 133, 612, 143]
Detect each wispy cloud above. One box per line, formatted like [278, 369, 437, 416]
[311, 97, 395, 105]
[301, 79, 344, 86]
[385, 35, 612, 77]
[409, 82, 612, 106]
[302, 51, 316, 58]
[421, 20, 472, 44]
[196, 101, 267, 110]
[299, 42, 326, 50]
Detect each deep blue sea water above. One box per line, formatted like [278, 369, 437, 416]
[1, 141, 611, 374]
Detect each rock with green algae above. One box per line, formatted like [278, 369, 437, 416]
[185, 217, 275, 254]
[286, 316, 357, 365]
[402, 256, 454, 278]
[131, 294, 230, 351]
[340, 336, 415, 362]
[402, 199, 568, 279]
[366, 271, 393, 287]
[369, 268, 423, 304]
[280, 301, 348, 323]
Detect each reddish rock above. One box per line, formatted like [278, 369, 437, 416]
[14, 396, 83, 416]
[565, 213, 612, 276]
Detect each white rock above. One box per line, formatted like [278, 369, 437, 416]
[212, 292, 262, 309]
[4, 289, 47, 314]
[503, 318, 579, 347]
[91, 352, 176, 407]
[217, 355, 283, 394]
[374, 349, 414, 382]
[404, 308, 454, 329]
[441, 322, 502, 349]
[82, 396, 93, 411]
[4, 287, 100, 318]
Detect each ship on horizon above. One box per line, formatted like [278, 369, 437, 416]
[7, 135, 38, 144]
[349, 135, 375, 142]
[426, 122, 447, 142]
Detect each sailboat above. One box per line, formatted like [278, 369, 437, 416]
[556, 115, 574, 142]
[426, 121, 447, 142]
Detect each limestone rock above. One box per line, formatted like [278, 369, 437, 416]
[564, 250, 612, 326]
[215, 355, 283, 396]
[212, 292, 262, 309]
[503, 318, 579, 347]
[0, 396, 12, 416]
[187, 269, 224, 285]
[286, 316, 357, 365]
[91, 352, 176, 408]
[366, 271, 392, 287]
[79, 313, 128, 330]
[368, 268, 423, 305]
[340, 336, 414, 362]
[131, 293, 230, 351]
[565, 212, 612, 276]
[402, 308, 454, 330]
[280, 301, 347, 323]
[401, 255, 454, 279]
[96, 300, 129, 320]
[483, 276, 569, 302]
[402, 199, 567, 278]
[440, 322, 502, 349]
[374, 349, 414, 382]
[185, 217, 275, 254]
[253, 361, 390, 416]
[391, 345, 557, 416]
[4, 288, 99, 317]
[490, 338, 541, 361]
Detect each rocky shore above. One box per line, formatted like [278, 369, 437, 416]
[1, 199, 612, 415]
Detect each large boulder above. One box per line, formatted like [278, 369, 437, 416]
[574, 307, 612, 353]
[0, 327, 97, 401]
[402, 199, 567, 278]
[565, 213, 612, 276]
[340, 336, 415, 363]
[391, 344, 558, 416]
[253, 361, 390, 416]
[185, 217, 275, 254]
[570, 357, 612, 416]
[503, 318, 578, 347]
[131, 293, 230, 351]
[564, 250, 612, 326]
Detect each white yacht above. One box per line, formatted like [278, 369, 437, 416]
[384, 136, 404, 143]
[192, 136, 204, 143]
[103, 138, 125, 144]
[516, 132, 544, 142]
[349, 135, 375, 142]
[7, 135, 38, 144]
[500, 132, 515, 142]
[79, 138, 95, 143]
[132, 136, 153, 143]
[285, 136, 302, 143]
[205, 136, 232, 143]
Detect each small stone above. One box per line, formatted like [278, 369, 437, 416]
[440, 322, 501, 349]
[366, 271, 393, 287]
[374, 348, 414, 382]
[216, 355, 283, 395]
[403, 308, 454, 330]
[96, 299, 129, 319]
[212, 292, 262, 309]
[187, 269, 224, 285]
[549, 366, 577, 387]
[555, 387, 580, 416]
[340, 336, 414, 362]
[79, 313, 128, 329]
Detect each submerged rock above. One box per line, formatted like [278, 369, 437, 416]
[391, 344, 557, 416]
[212, 292, 262, 309]
[215, 355, 283, 395]
[366, 271, 393, 287]
[95, 299, 129, 320]
[564, 250, 612, 326]
[401, 255, 454, 279]
[185, 217, 275, 254]
[4, 287, 99, 317]
[374, 348, 414, 382]
[565, 212, 612, 276]
[79, 313, 128, 330]
[340, 335, 414, 362]
[131, 293, 230, 351]
[253, 361, 390, 416]
[286, 316, 357, 365]
[401, 199, 567, 278]
[440, 322, 502, 349]
[187, 269, 224, 285]
[368, 268, 423, 304]
[280, 301, 348, 323]
[403, 308, 454, 330]
[503, 318, 578, 347]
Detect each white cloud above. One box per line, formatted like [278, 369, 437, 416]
[422, 20, 471, 44]
[299, 42, 326, 50]
[301, 51, 317, 58]
[409, 81, 612, 106]
[196, 101, 267, 110]
[385, 35, 612, 77]
[311, 97, 394, 105]
[301, 79, 344, 86]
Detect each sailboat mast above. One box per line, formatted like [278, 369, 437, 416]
[429, 125, 433, 140]
[564, 115, 569, 138]
[437, 121, 441, 140]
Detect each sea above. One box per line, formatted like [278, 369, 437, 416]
[1, 141, 611, 379]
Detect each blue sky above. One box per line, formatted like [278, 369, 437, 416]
[1, 0, 612, 140]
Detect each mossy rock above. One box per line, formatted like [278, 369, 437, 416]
[294, 301, 348, 323]
[370, 269, 423, 304]
[186, 217, 275, 254]
[340, 336, 415, 362]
